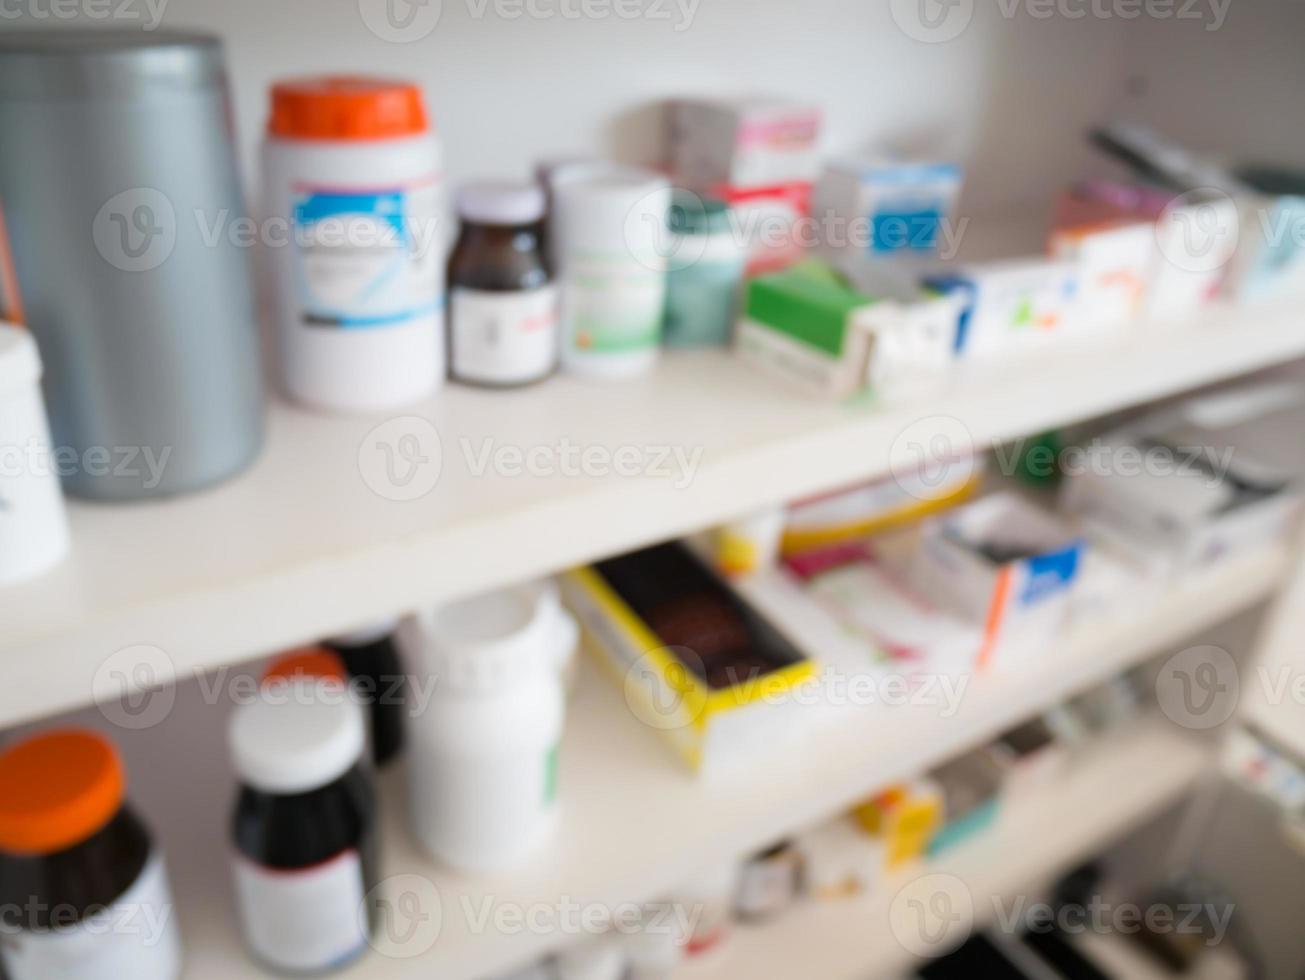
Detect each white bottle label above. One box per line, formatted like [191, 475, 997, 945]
[292, 176, 442, 330]
[451, 285, 558, 383]
[0, 853, 181, 980]
[233, 848, 368, 973]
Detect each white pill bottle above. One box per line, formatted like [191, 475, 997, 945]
[263, 77, 445, 413]
[405, 580, 571, 871]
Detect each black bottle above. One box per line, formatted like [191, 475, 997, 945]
[325, 621, 406, 767]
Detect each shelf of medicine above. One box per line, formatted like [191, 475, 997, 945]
[120, 545, 1282, 980]
[2, 300, 1304, 729]
[676, 718, 1209, 980]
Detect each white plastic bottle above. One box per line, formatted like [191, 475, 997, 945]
[262, 77, 445, 413]
[0, 323, 68, 586]
[405, 580, 570, 871]
[547, 163, 670, 379]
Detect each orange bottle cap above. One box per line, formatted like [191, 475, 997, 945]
[263, 647, 349, 685]
[268, 76, 429, 141]
[0, 730, 125, 855]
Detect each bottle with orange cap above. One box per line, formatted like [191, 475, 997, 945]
[262, 75, 445, 414]
[0, 728, 182, 980]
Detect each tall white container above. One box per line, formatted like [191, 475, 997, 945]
[0, 323, 68, 586]
[262, 77, 445, 414]
[405, 580, 571, 871]
[549, 164, 670, 379]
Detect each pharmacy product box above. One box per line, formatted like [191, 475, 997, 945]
[782, 541, 982, 680]
[924, 258, 1079, 359]
[911, 492, 1084, 670]
[782, 458, 983, 555]
[927, 748, 1005, 856]
[813, 157, 963, 257]
[736, 262, 958, 400]
[670, 98, 821, 191]
[1049, 197, 1155, 330]
[561, 541, 816, 777]
[853, 780, 943, 868]
[713, 180, 812, 275]
[1223, 191, 1305, 305]
[1059, 394, 1304, 578]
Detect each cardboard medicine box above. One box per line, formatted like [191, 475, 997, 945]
[911, 493, 1084, 670]
[670, 97, 822, 191]
[561, 541, 816, 777]
[813, 157, 963, 257]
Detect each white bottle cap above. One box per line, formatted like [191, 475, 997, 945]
[228, 680, 366, 794]
[422, 580, 564, 692]
[457, 181, 546, 226]
[0, 323, 42, 395]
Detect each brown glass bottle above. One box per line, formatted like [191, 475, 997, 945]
[447, 182, 558, 387]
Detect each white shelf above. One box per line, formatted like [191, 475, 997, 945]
[3, 301, 1305, 727]
[98, 546, 1283, 980]
[676, 719, 1210, 980]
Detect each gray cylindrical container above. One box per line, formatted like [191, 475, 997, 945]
[0, 30, 264, 500]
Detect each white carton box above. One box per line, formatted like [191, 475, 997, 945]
[670, 97, 822, 190]
[911, 493, 1084, 670]
[813, 157, 963, 257]
[1050, 220, 1155, 330]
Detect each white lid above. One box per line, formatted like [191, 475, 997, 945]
[0, 323, 42, 395]
[457, 181, 546, 225]
[228, 679, 366, 794]
[424, 580, 563, 691]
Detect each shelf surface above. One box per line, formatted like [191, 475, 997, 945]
[676, 718, 1209, 980]
[3, 299, 1305, 727]
[85, 546, 1283, 980]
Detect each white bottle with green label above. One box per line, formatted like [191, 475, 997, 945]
[550, 164, 671, 379]
[405, 580, 570, 872]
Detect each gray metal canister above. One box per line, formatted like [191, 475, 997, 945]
[0, 30, 264, 500]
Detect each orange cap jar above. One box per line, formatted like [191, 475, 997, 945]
[0, 730, 182, 980]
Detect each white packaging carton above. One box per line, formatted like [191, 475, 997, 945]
[670, 97, 821, 190]
[1050, 220, 1155, 330]
[911, 493, 1084, 670]
[813, 157, 963, 257]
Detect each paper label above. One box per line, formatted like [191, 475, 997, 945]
[451, 285, 557, 383]
[233, 848, 367, 973]
[292, 176, 442, 329]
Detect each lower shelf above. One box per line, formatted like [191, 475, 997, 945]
[676, 718, 1210, 980]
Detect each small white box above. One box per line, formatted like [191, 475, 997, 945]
[911, 493, 1084, 670]
[813, 157, 963, 257]
[1050, 220, 1156, 330]
[670, 97, 822, 190]
[923, 258, 1080, 359]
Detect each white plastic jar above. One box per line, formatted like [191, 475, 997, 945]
[547, 163, 670, 379]
[263, 77, 445, 413]
[405, 579, 572, 871]
[0, 323, 68, 586]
